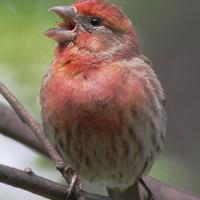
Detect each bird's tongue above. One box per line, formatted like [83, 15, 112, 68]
[44, 6, 77, 43]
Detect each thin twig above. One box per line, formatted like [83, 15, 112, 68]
[0, 103, 47, 156]
[0, 81, 79, 195]
[0, 82, 61, 163]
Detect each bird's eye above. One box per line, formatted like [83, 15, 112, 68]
[90, 17, 102, 27]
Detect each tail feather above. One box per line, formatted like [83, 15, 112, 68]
[107, 182, 140, 200]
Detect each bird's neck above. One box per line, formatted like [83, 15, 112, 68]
[52, 35, 140, 76]
[52, 43, 108, 76]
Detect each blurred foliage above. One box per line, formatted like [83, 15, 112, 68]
[0, 0, 74, 115]
[0, 0, 200, 198]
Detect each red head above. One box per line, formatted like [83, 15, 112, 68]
[45, 0, 140, 70]
[74, 0, 133, 33]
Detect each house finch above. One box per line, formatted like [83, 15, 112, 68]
[41, 0, 166, 198]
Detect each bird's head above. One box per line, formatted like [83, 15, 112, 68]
[44, 0, 140, 66]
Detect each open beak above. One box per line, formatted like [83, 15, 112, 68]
[44, 6, 77, 43]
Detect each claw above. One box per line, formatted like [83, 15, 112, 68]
[56, 164, 82, 199]
[67, 174, 80, 197]
[139, 178, 156, 200]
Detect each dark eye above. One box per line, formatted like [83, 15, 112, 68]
[90, 17, 102, 27]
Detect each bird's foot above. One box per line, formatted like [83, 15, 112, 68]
[66, 173, 82, 199]
[56, 163, 83, 199]
[148, 195, 157, 200]
[139, 178, 156, 200]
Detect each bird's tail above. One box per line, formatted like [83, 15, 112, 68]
[107, 183, 140, 200]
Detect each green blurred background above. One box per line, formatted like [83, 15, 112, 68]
[0, 0, 200, 199]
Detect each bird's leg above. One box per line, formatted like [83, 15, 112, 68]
[139, 178, 156, 200]
[56, 163, 83, 199]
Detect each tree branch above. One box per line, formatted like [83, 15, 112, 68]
[0, 103, 47, 156]
[0, 160, 199, 200]
[0, 82, 199, 200]
[0, 163, 110, 200]
[140, 177, 199, 200]
[0, 81, 80, 196]
[0, 82, 63, 163]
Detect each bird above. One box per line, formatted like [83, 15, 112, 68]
[40, 0, 167, 199]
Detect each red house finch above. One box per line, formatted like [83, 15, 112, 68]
[41, 0, 166, 198]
